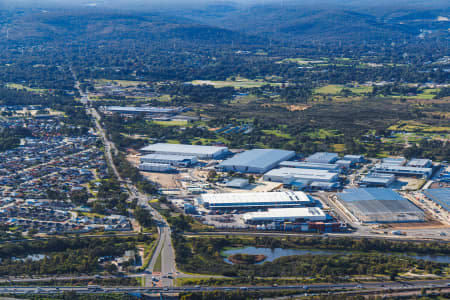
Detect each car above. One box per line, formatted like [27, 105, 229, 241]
[302, 285, 308, 290]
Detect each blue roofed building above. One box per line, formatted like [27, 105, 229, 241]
[360, 173, 395, 187]
[423, 188, 450, 212]
[217, 149, 295, 173]
[337, 188, 424, 223]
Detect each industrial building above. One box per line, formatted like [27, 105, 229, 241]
[263, 167, 339, 183]
[279, 161, 339, 172]
[103, 106, 186, 115]
[373, 164, 432, 179]
[139, 163, 173, 172]
[305, 152, 339, 164]
[335, 159, 353, 169]
[242, 207, 327, 224]
[423, 188, 450, 212]
[407, 158, 432, 168]
[337, 188, 425, 223]
[140, 143, 228, 159]
[382, 157, 407, 166]
[217, 149, 295, 174]
[360, 173, 395, 187]
[199, 191, 313, 210]
[140, 153, 198, 167]
[225, 178, 250, 189]
[343, 155, 364, 163]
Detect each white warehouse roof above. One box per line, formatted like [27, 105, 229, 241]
[140, 143, 228, 158]
[242, 207, 326, 223]
[264, 167, 339, 183]
[199, 191, 312, 208]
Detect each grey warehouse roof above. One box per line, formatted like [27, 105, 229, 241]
[423, 188, 450, 212]
[219, 149, 295, 170]
[306, 152, 338, 163]
[338, 188, 405, 202]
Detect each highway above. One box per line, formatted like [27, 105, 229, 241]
[0, 279, 448, 295]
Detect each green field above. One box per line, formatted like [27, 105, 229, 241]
[6, 83, 47, 93]
[153, 120, 188, 126]
[276, 58, 326, 65]
[314, 84, 372, 95]
[190, 77, 282, 89]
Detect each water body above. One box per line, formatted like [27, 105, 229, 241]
[223, 247, 450, 265]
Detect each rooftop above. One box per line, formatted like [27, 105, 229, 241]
[141, 153, 197, 161]
[423, 188, 450, 212]
[200, 191, 311, 205]
[338, 188, 405, 202]
[279, 161, 338, 170]
[243, 207, 325, 220]
[219, 149, 295, 169]
[265, 167, 339, 181]
[140, 143, 228, 156]
[381, 157, 406, 165]
[306, 152, 339, 163]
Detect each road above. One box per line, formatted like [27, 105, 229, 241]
[72, 72, 182, 287]
[0, 279, 448, 295]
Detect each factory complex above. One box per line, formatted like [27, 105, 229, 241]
[337, 188, 425, 223]
[198, 191, 313, 210]
[133, 142, 448, 232]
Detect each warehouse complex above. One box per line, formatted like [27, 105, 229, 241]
[242, 207, 327, 224]
[337, 188, 425, 223]
[140, 143, 228, 159]
[217, 149, 295, 173]
[263, 167, 339, 183]
[423, 188, 450, 212]
[140, 153, 198, 167]
[199, 191, 313, 210]
[373, 164, 433, 179]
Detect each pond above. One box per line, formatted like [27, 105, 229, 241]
[223, 247, 450, 265]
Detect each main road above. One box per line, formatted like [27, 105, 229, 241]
[72, 72, 178, 287]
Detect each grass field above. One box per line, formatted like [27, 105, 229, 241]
[314, 84, 372, 95]
[95, 79, 147, 87]
[153, 120, 188, 126]
[261, 129, 292, 139]
[153, 249, 162, 273]
[6, 83, 47, 93]
[388, 121, 450, 133]
[190, 77, 282, 89]
[276, 58, 326, 65]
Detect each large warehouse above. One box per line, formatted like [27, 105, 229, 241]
[263, 167, 339, 183]
[242, 207, 327, 224]
[103, 106, 185, 115]
[199, 191, 313, 210]
[373, 164, 432, 179]
[423, 188, 450, 212]
[360, 173, 395, 187]
[217, 149, 295, 174]
[140, 143, 228, 159]
[337, 188, 424, 223]
[140, 153, 198, 167]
